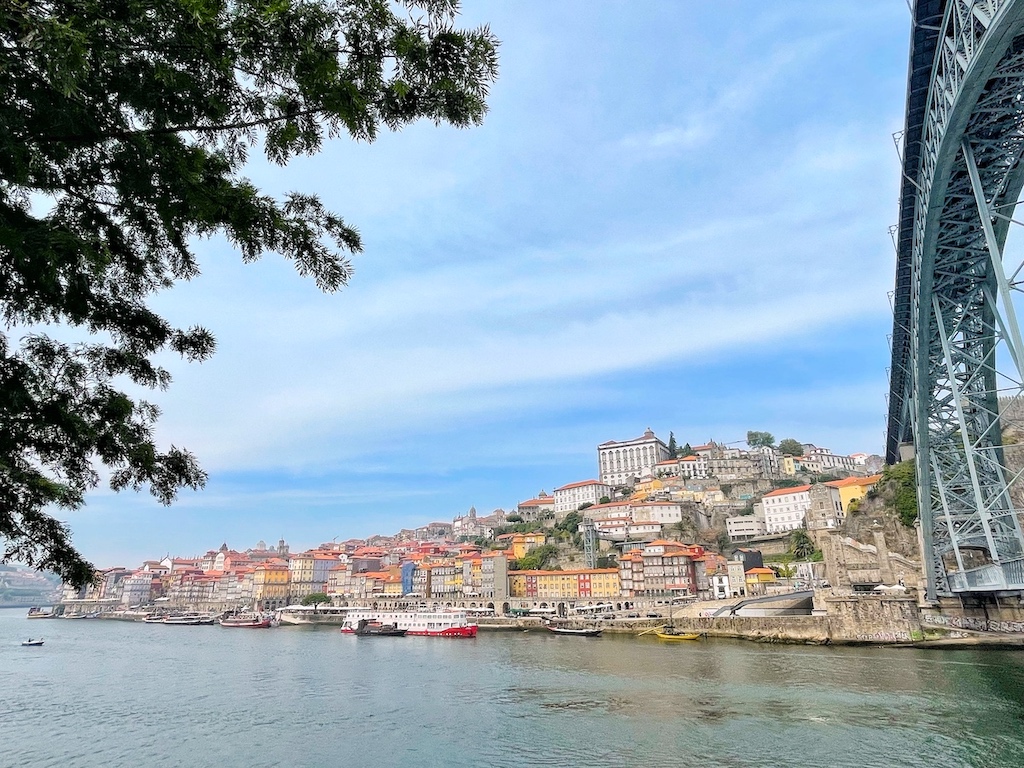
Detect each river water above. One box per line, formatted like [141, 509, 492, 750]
[2, 608, 1023, 768]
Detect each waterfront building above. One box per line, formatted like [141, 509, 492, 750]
[598, 428, 671, 486]
[638, 540, 704, 597]
[507, 568, 620, 600]
[479, 552, 508, 600]
[120, 570, 154, 606]
[429, 561, 463, 599]
[253, 560, 289, 611]
[288, 550, 342, 601]
[726, 560, 747, 597]
[762, 485, 812, 533]
[552, 480, 613, 516]
[744, 567, 777, 596]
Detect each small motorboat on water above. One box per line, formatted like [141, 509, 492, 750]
[22, 638, 44, 646]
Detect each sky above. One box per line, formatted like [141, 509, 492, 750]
[69, 1, 913, 566]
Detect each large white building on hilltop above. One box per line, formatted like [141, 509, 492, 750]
[598, 428, 671, 486]
[553, 479, 613, 516]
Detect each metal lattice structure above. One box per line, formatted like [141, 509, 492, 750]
[581, 518, 597, 569]
[888, 0, 1024, 599]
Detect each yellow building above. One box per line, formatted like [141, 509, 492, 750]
[508, 568, 620, 599]
[781, 456, 797, 476]
[744, 567, 777, 596]
[824, 475, 883, 512]
[510, 533, 547, 560]
[253, 560, 290, 610]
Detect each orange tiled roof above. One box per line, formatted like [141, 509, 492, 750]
[763, 485, 812, 497]
[554, 479, 606, 491]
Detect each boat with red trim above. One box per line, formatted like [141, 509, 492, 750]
[219, 613, 273, 628]
[340, 609, 477, 638]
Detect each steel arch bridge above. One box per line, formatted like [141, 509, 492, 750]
[887, 0, 1024, 600]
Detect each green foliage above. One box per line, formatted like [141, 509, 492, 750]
[811, 474, 841, 484]
[505, 514, 524, 523]
[493, 521, 546, 536]
[772, 478, 805, 489]
[847, 498, 862, 515]
[778, 438, 804, 456]
[882, 460, 918, 527]
[789, 529, 817, 560]
[511, 544, 559, 571]
[667, 431, 678, 458]
[681, 443, 694, 457]
[577, 502, 593, 511]
[594, 555, 617, 569]
[810, 550, 824, 562]
[773, 562, 797, 579]
[0, 1, 499, 585]
[301, 592, 330, 607]
[746, 430, 775, 448]
[556, 511, 582, 534]
[598, 496, 611, 504]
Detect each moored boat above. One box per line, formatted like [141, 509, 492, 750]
[544, 625, 603, 637]
[161, 613, 216, 625]
[653, 627, 702, 641]
[353, 619, 407, 637]
[340, 609, 477, 638]
[27, 607, 55, 619]
[219, 614, 273, 628]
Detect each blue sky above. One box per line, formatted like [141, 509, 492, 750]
[73, 1, 911, 566]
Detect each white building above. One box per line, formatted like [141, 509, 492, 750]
[726, 516, 767, 541]
[762, 484, 812, 533]
[802, 445, 857, 473]
[597, 428, 671, 486]
[592, 517, 663, 541]
[678, 454, 709, 479]
[553, 479, 613, 516]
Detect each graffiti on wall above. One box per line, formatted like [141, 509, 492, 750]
[922, 614, 1024, 633]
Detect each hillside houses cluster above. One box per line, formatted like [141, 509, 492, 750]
[60, 429, 881, 615]
[489, 429, 881, 548]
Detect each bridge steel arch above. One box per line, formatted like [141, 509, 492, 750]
[888, 0, 1024, 599]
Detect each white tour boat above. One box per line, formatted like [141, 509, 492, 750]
[340, 609, 477, 638]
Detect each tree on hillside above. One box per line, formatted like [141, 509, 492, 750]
[667, 432, 678, 458]
[778, 438, 804, 456]
[789, 529, 817, 560]
[746, 430, 775, 449]
[681, 443, 694, 457]
[0, 1, 499, 585]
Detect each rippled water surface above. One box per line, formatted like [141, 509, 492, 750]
[3, 608, 1024, 767]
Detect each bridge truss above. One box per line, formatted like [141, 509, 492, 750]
[888, 0, 1024, 598]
